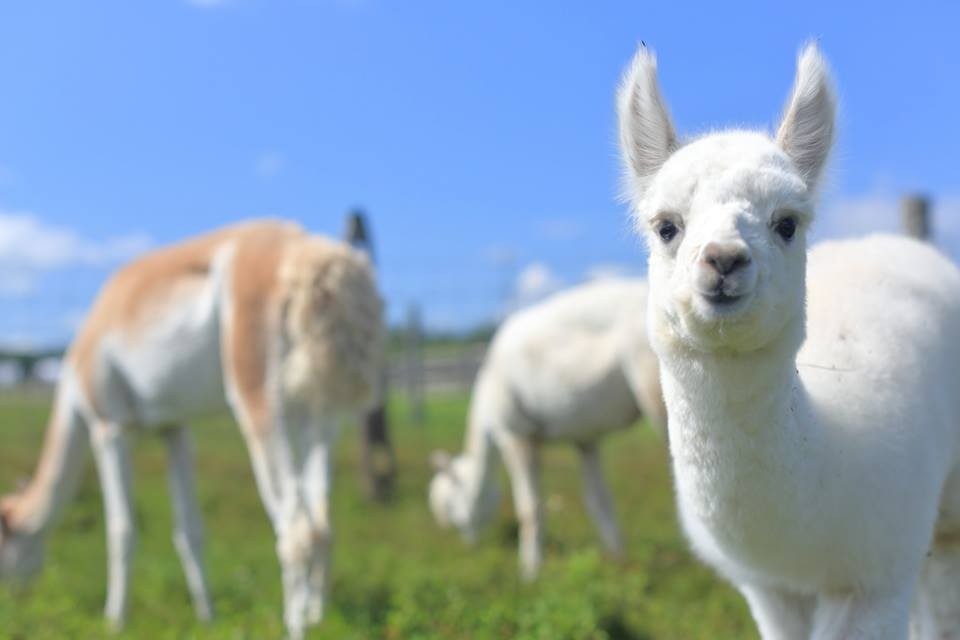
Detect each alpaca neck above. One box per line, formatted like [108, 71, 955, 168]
[7, 391, 87, 537]
[456, 388, 501, 527]
[660, 316, 824, 525]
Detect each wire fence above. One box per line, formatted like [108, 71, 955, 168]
[0, 194, 936, 410]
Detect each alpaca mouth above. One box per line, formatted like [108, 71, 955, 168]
[703, 291, 743, 307]
[702, 291, 744, 306]
[697, 289, 751, 317]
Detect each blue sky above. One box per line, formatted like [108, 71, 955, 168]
[0, 0, 957, 345]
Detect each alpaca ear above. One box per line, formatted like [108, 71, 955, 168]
[429, 450, 452, 473]
[617, 44, 678, 200]
[776, 43, 836, 191]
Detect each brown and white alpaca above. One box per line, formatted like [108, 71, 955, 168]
[0, 219, 384, 639]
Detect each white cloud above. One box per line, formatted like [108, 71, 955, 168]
[507, 262, 564, 313]
[814, 192, 960, 258]
[63, 307, 89, 334]
[0, 332, 38, 350]
[481, 244, 516, 268]
[0, 272, 34, 296]
[584, 263, 641, 282]
[255, 151, 285, 179]
[536, 217, 583, 241]
[0, 211, 153, 296]
[813, 193, 901, 241]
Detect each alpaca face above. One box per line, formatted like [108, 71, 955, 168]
[641, 133, 812, 352]
[618, 44, 835, 353]
[428, 465, 459, 530]
[0, 505, 44, 581]
[428, 454, 500, 544]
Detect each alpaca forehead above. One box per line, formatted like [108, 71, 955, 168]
[432, 474, 454, 496]
[451, 456, 474, 478]
[674, 131, 789, 171]
[648, 132, 807, 221]
[433, 457, 470, 488]
[689, 166, 808, 220]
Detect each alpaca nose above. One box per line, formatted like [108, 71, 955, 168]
[701, 242, 751, 276]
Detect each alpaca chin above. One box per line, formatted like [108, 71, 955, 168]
[653, 285, 801, 357]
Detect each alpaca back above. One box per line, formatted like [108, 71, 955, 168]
[484, 279, 651, 441]
[802, 234, 960, 455]
[799, 235, 960, 535]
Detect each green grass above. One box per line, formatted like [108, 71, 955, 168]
[0, 391, 755, 639]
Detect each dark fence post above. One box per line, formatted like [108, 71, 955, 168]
[406, 303, 426, 425]
[15, 355, 37, 384]
[344, 209, 396, 501]
[901, 194, 931, 240]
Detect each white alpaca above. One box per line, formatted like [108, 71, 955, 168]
[428, 278, 665, 579]
[617, 43, 960, 639]
[0, 220, 384, 639]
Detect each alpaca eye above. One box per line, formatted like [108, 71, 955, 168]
[774, 216, 798, 241]
[657, 221, 679, 243]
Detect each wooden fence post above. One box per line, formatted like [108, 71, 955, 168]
[406, 302, 426, 425]
[901, 194, 931, 240]
[344, 209, 397, 501]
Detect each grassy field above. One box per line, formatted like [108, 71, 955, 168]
[0, 390, 755, 639]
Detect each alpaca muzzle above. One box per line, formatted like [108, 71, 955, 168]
[694, 241, 757, 313]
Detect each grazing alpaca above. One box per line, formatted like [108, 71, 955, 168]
[0, 220, 384, 639]
[617, 42, 960, 638]
[429, 278, 666, 579]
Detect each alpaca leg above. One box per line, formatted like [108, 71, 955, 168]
[275, 482, 313, 640]
[577, 443, 624, 557]
[247, 428, 311, 640]
[89, 421, 136, 628]
[222, 300, 313, 638]
[164, 426, 213, 622]
[740, 583, 813, 640]
[497, 433, 543, 580]
[229, 400, 310, 639]
[300, 416, 337, 626]
[236, 423, 281, 524]
[913, 535, 960, 639]
[812, 587, 913, 640]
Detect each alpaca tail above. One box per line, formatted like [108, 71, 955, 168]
[278, 236, 386, 413]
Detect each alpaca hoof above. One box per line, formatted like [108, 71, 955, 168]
[196, 603, 214, 623]
[306, 598, 324, 626]
[606, 543, 626, 561]
[519, 562, 540, 582]
[105, 616, 126, 634]
[285, 620, 306, 640]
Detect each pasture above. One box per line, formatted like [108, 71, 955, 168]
[0, 390, 753, 639]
